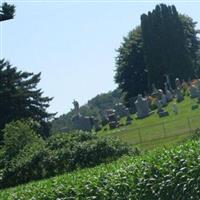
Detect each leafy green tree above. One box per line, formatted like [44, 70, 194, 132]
[2, 119, 44, 162]
[115, 26, 148, 105]
[0, 3, 15, 22]
[0, 60, 55, 141]
[179, 14, 200, 76]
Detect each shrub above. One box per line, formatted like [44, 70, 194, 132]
[2, 119, 43, 162]
[0, 125, 132, 188]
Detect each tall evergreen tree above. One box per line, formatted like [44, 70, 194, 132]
[0, 60, 55, 141]
[115, 26, 148, 105]
[0, 3, 15, 22]
[141, 4, 193, 88]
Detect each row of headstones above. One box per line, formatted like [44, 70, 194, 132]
[71, 78, 200, 131]
[135, 78, 200, 119]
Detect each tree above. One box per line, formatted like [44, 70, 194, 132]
[115, 26, 148, 105]
[2, 119, 44, 162]
[179, 14, 200, 76]
[0, 60, 55, 141]
[141, 4, 194, 88]
[115, 4, 200, 105]
[0, 3, 15, 22]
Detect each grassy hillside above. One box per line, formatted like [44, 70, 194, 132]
[99, 96, 200, 149]
[1, 137, 200, 200]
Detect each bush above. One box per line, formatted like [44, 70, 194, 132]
[0, 122, 132, 188]
[2, 119, 43, 162]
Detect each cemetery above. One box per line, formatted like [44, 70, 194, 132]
[98, 78, 200, 149]
[3, 3, 200, 200]
[68, 76, 200, 149]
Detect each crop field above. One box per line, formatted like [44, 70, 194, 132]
[1, 138, 200, 199]
[98, 96, 200, 149]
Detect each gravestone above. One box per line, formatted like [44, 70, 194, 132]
[164, 74, 173, 92]
[134, 94, 150, 118]
[175, 78, 182, 89]
[156, 99, 169, 117]
[164, 82, 173, 102]
[114, 103, 130, 118]
[158, 89, 168, 106]
[159, 110, 169, 117]
[189, 84, 198, 98]
[175, 88, 184, 102]
[175, 78, 184, 102]
[124, 108, 132, 125]
[106, 109, 119, 129]
[71, 100, 94, 132]
[197, 90, 200, 103]
[72, 115, 94, 132]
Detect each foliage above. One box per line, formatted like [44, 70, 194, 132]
[141, 4, 194, 88]
[115, 26, 148, 105]
[0, 3, 15, 22]
[0, 59, 55, 140]
[2, 119, 43, 162]
[0, 121, 131, 188]
[2, 139, 200, 199]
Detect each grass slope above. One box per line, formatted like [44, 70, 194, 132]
[99, 96, 200, 149]
[1, 138, 200, 199]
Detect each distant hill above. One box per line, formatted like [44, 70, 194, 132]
[51, 88, 124, 133]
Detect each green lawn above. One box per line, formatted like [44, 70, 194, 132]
[98, 96, 200, 149]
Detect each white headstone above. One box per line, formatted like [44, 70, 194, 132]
[134, 94, 150, 118]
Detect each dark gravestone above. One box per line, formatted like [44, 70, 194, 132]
[158, 111, 169, 117]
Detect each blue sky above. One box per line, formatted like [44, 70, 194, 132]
[1, 1, 200, 116]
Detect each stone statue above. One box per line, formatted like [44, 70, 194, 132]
[164, 82, 173, 102]
[175, 78, 184, 102]
[175, 78, 182, 89]
[164, 74, 173, 91]
[73, 99, 80, 115]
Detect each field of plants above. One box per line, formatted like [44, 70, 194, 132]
[1, 135, 200, 200]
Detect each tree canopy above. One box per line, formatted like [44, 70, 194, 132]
[0, 3, 15, 22]
[0, 60, 55, 141]
[115, 26, 148, 105]
[115, 4, 200, 103]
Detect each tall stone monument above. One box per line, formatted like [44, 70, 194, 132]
[175, 78, 184, 102]
[135, 94, 150, 119]
[72, 100, 94, 132]
[164, 82, 173, 102]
